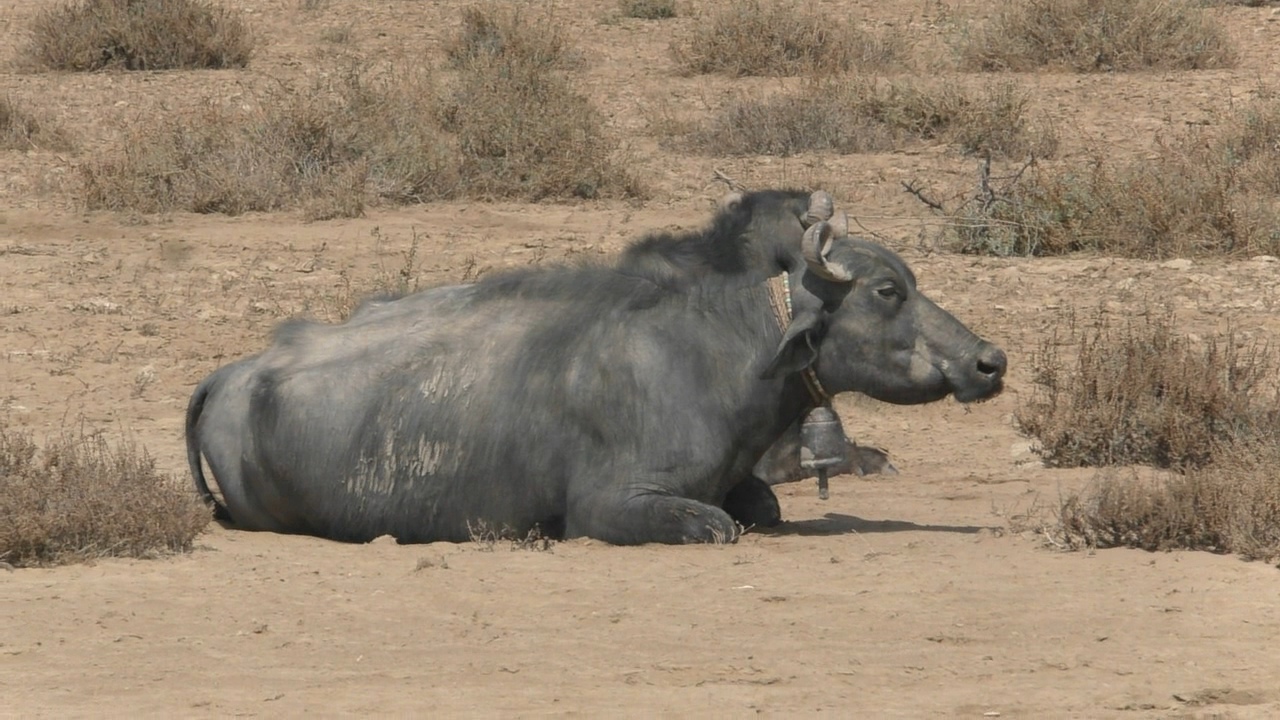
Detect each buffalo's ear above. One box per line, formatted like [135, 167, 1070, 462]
[761, 309, 824, 379]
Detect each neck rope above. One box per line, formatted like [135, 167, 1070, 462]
[766, 273, 831, 407]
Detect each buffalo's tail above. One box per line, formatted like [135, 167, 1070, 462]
[186, 371, 232, 522]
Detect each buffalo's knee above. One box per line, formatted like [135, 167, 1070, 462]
[723, 476, 782, 528]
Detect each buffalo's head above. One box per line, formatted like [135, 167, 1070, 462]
[764, 218, 1006, 405]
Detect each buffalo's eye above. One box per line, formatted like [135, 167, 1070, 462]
[876, 285, 899, 300]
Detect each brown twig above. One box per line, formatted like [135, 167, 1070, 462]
[990, 155, 1037, 184]
[901, 180, 946, 213]
[849, 215, 896, 245]
[976, 155, 998, 213]
[711, 168, 748, 193]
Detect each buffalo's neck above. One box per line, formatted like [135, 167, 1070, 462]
[700, 282, 820, 465]
[751, 373, 814, 451]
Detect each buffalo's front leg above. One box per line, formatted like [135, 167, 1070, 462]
[722, 475, 782, 529]
[566, 490, 741, 545]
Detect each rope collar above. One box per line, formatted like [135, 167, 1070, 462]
[766, 273, 831, 407]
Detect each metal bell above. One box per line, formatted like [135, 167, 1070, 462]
[799, 405, 848, 500]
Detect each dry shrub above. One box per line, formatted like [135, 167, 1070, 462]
[444, 54, 642, 200]
[21, 0, 254, 72]
[1031, 308, 1280, 563]
[445, 3, 571, 70]
[1017, 309, 1279, 470]
[326, 67, 461, 205]
[683, 87, 892, 156]
[80, 65, 455, 217]
[0, 96, 75, 151]
[620, 0, 676, 20]
[1054, 445, 1280, 563]
[0, 423, 211, 567]
[443, 5, 641, 201]
[946, 109, 1280, 258]
[683, 78, 1056, 159]
[957, 0, 1235, 72]
[80, 102, 314, 215]
[671, 0, 909, 77]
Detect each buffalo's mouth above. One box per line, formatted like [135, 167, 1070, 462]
[952, 377, 1004, 404]
[861, 364, 1005, 406]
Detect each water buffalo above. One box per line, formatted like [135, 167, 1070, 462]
[186, 194, 1005, 545]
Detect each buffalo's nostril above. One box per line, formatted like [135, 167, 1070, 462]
[975, 346, 1007, 379]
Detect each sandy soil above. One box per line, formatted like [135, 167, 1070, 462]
[3, 1, 1280, 717]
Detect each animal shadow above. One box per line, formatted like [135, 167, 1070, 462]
[758, 512, 996, 537]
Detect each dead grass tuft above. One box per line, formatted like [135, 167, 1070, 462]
[1219, 91, 1280, 195]
[0, 422, 211, 567]
[671, 0, 909, 77]
[1053, 445, 1280, 563]
[445, 3, 571, 70]
[956, 0, 1235, 72]
[319, 24, 354, 45]
[442, 4, 639, 200]
[444, 53, 642, 200]
[1017, 308, 1279, 470]
[323, 227, 426, 321]
[0, 96, 75, 152]
[466, 519, 557, 552]
[681, 78, 1056, 159]
[21, 0, 254, 72]
[620, 0, 677, 20]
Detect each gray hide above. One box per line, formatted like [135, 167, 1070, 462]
[360, 191, 900, 489]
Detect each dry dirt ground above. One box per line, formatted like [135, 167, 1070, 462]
[4, 1, 1280, 717]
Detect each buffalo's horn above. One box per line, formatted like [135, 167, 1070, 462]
[803, 191, 835, 227]
[720, 191, 744, 210]
[828, 210, 849, 239]
[802, 221, 855, 283]
[802, 221, 833, 265]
